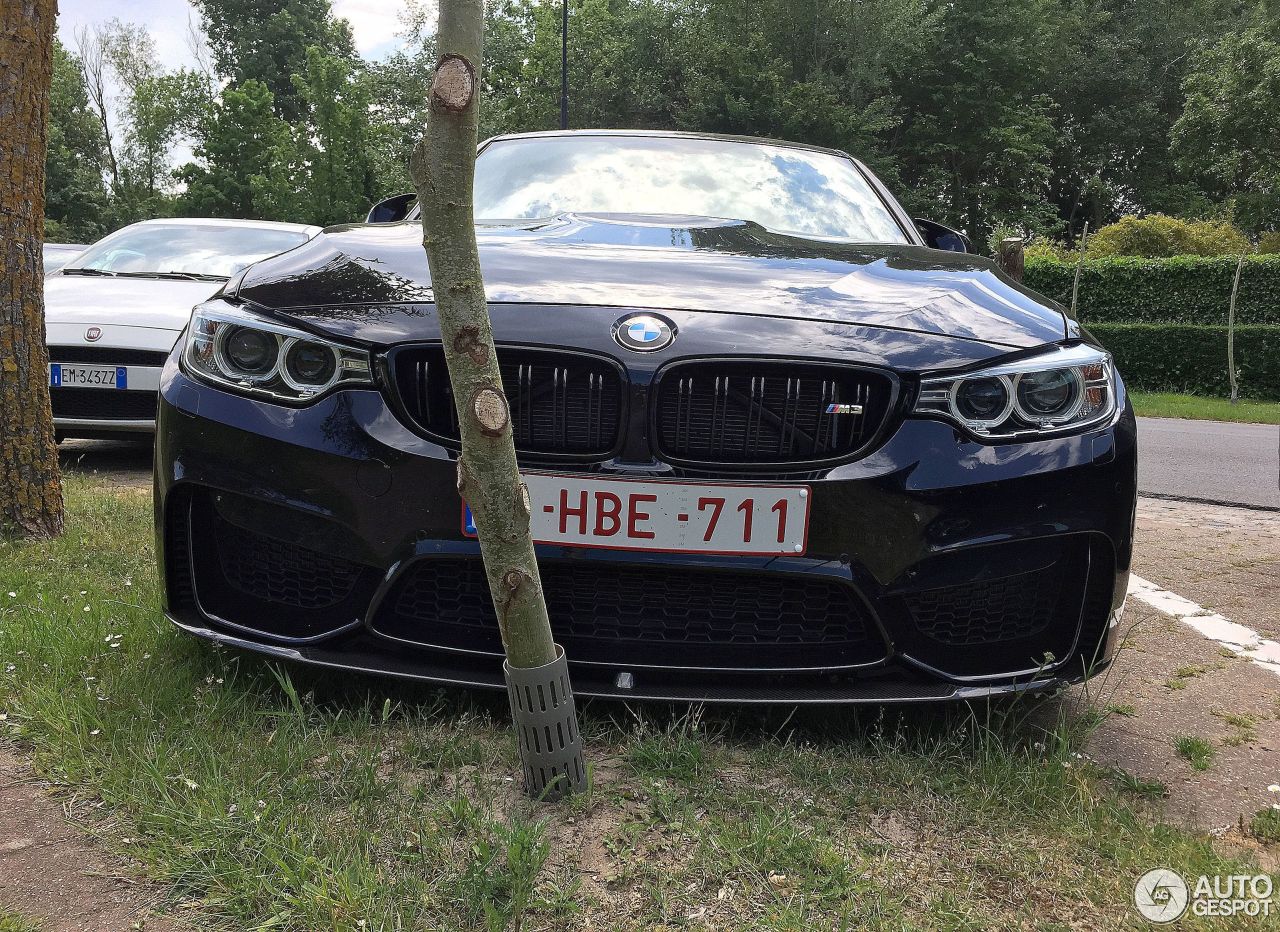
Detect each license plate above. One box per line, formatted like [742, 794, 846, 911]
[463, 474, 810, 555]
[50, 364, 127, 389]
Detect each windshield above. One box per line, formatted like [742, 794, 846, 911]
[473, 135, 910, 243]
[68, 224, 311, 279]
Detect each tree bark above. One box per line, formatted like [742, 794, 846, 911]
[0, 0, 64, 539]
[408, 1, 556, 672]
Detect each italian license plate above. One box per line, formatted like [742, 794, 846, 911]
[463, 473, 810, 555]
[50, 364, 127, 389]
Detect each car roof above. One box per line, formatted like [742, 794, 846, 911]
[480, 129, 858, 162]
[126, 217, 323, 236]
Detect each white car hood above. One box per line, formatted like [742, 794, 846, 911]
[44, 275, 222, 332]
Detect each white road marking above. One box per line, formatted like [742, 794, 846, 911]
[1127, 574, 1280, 678]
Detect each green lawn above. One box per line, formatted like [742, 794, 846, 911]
[1131, 392, 1280, 424]
[0, 479, 1274, 930]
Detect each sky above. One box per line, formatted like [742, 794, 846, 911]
[56, 0, 413, 69]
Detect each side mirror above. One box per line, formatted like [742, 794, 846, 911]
[366, 193, 417, 224]
[915, 218, 972, 253]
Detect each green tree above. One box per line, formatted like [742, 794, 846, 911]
[193, 0, 357, 122]
[293, 47, 379, 224]
[45, 39, 108, 242]
[891, 0, 1059, 242]
[1173, 5, 1280, 234]
[178, 80, 302, 220]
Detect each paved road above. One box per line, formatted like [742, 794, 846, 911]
[1137, 416, 1280, 509]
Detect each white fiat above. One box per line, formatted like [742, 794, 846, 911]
[45, 217, 320, 439]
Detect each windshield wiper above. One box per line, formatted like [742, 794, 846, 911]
[106, 270, 230, 282]
[153, 271, 230, 282]
[61, 267, 117, 277]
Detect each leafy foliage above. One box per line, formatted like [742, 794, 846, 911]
[1024, 255, 1280, 325]
[176, 81, 302, 220]
[1088, 323, 1280, 399]
[1084, 215, 1251, 259]
[192, 0, 356, 123]
[45, 39, 108, 242]
[39, 0, 1280, 243]
[1173, 6, 1280, 234]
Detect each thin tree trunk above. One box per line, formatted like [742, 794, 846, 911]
[1227, 254, 1244, 404]
[0, 0, 64, 539]
[408, 1, 556, 671]
[1070, 220, 1089, 321]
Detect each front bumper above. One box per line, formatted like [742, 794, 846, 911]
[155, 363, 1137, 704]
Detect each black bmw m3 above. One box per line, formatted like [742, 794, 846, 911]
[156, 130, 1137, 703]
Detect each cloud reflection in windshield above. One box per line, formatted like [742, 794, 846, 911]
[474, 135, 910, 244]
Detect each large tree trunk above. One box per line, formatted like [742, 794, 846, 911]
[0, 0, 64, 540]
[409, 0, 583, 799]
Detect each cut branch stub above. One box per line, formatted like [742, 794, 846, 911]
[472, 386, 510, 436]
[431, 54, 476, 113]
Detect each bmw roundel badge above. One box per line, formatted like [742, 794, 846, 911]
[613, 314, 675, 352]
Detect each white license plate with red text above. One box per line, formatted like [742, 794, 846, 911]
[463, 474, 810, 555]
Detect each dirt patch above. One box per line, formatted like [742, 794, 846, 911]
[1134, 497, 1280, 642]
[58, 440, 152, 490]
[1081, 604, 1280, 832]
[0, 748, 181, 931]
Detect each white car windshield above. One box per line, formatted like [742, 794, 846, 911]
[67, 224, 311, 280]
[473, 135, 911, 243]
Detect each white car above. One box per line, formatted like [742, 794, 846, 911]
[45, 218, 320, 439]
[43, 243, 87, 275]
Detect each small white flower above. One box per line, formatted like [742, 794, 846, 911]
[0, 714, 8, 721]
[83, 605, 91, 612]
[183, 778, 199, 790]
[90, 729, 101, 736]
[6, 592, 15, 598]
[142, 653, 152, 660]
[1268, 784, 1280, 793]
[79, 590, 86, 596]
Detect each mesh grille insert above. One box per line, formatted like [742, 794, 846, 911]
[214, 512, 364, 610]
[655, 361, 894, 465]
[51, 388, 157, 420]
[902, 566, 1060, 646]
[374, 558, 885, 670]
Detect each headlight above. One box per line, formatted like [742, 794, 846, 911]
[184, 302, 371, 402]
[914, 344, 1115, 439]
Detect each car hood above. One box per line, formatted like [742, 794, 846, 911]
[233, 214, 1068, 348]
[44, 275, 224, 332]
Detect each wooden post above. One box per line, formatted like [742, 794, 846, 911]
[1227, 254, 1245, 404]
[997, 237, 1024, 282]
[1070, 221, 1089, 321]
[0, 0, 64, 539]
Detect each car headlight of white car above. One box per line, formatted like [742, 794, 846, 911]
[183, 302, 371, 403]
[914, 344, 1116, 439]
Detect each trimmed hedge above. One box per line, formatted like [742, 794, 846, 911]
[1088, 324, 1280, 400]
[1024, 255, 1280, 325]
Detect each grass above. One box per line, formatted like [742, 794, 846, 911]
[1252, 807, 1280, 845]
[0, 478, 1273, 930]
[1131, 392, 1280, 424]
[1174, 736, 1217, 771]
[0, 912, 40, 932]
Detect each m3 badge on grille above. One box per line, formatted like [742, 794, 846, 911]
[613, 314, 674, 352]
[825, 403, 864, 415]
